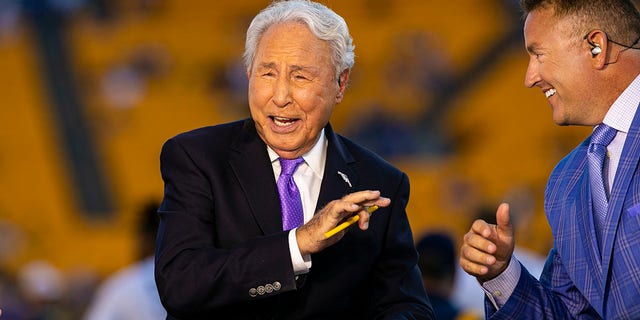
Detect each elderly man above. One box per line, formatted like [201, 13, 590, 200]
[154, 1, 434, 319]
[460, 0, 640, 318]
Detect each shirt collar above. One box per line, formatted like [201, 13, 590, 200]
[267, 128, 327, 177]
[603, 73, 640, 134]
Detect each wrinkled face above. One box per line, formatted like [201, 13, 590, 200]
[523, 8, 598, 126]
[248, 21, 348, 159]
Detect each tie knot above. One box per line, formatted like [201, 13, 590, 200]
[279, 157, 304, 176]
[591, 124, 617, 147]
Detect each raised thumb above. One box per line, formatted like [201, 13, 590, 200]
[496, 203, 513, 236]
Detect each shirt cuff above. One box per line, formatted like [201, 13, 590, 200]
[481, 255, 521, 309]
[288, 229, 311, 275]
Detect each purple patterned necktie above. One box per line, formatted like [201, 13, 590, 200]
[277, 157, 305, 231]
[587, 124, 617, 242]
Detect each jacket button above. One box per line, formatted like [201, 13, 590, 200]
[249, 288, 257, 297]
[257, 286, 266, 295]
[273, 281, 281, 290]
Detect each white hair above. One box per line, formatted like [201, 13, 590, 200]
[243, 0, 355, 79]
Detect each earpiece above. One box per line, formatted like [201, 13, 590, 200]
[584, 33, 602, 57]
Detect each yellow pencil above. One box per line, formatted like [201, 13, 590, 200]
[324, 205, 379, 238]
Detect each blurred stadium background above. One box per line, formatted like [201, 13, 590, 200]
[0, 0, 610, 315]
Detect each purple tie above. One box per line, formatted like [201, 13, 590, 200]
[277, 157, 304, 231]
[587, 124, 617, 242]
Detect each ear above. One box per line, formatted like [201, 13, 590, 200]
[335, 69, 350, 103]
[584, 30, 608, 69]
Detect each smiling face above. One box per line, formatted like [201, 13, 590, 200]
[247, 21, 348, 159]
[523, 7, 605, 126]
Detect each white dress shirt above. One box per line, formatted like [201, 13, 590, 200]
[268, 129, 327, 275]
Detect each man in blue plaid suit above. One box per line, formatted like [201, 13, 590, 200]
[460, 0, 640, 319]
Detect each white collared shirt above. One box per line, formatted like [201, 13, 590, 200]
[267, 129, 327, 275]
[601, 73, 640, 192]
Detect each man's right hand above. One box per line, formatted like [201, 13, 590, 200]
[460, 203, 515, 282]
[296, 190, 391, 256]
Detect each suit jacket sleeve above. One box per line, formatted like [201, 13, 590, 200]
[485, 151, 601, 319]
[485, 249, 599, 319]
[155, 137, 297, 318]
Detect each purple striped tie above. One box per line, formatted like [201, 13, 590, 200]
[587, 124, 617, 242]
[278, 157, 305, 231]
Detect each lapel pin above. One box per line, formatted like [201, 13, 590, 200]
[337, 171, 352, 188]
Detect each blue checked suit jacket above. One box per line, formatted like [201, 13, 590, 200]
[487, 103, 640, 320]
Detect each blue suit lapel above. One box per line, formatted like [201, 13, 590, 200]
[565, 145, 605, 311]
[577, 167, 604, 278]
[600, 103, 640, 287]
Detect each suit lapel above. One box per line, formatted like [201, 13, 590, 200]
[228, 119, 283, 235]
[225, 121, 357, 234]
[601, 103, 640, 284]
[315, 124, 356, 213]
[564, 146, 604, 310]
[577, 165, 604, 277]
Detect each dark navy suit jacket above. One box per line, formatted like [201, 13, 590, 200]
[155, 119, 433, 319]
[487, 103, 640, 319]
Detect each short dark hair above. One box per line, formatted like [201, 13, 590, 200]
[416, 232, 456, 279]
[519, 0, 640, 44]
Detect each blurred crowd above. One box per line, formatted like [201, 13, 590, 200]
[0, 201, 163, 320]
